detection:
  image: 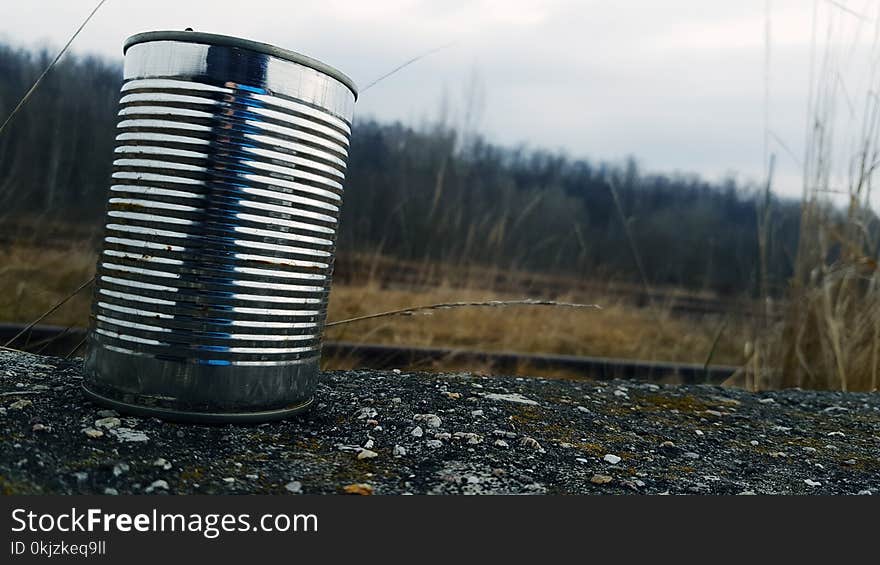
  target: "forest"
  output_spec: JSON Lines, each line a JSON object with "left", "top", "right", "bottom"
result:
{"left": 0, "top": 43, "right": 802, "bottom": 296}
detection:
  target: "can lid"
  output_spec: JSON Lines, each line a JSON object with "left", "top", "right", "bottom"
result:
{"left": 124, "top": 30, "right": 358, "bottom": 99}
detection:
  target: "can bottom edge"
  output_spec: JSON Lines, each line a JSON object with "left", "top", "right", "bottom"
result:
{"left": 81, "top": 383, "right": 314, "bottom": 424}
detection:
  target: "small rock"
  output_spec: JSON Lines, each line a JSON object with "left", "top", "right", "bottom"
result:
{"left": 425, "top": 439, "right": 443, "bottom": 449}
{"left": 493, "top": 430, "right": 517, "bottom": 439}
{"left": 737, "top": 490, "right": 757, "bottom": 495}
{"left": 393, "top": 445, "right": 407, "bottom": 456}
{"left": 152, "top": 458, "right": 172, "bottom": 470}
{"left": 357, "top": 449, "right": 378, "bottom": 460}
{"left": 392, "top": 369, "right": 402, "bottom": 375}
{"left": 72, "top": 472, "right": 88, "bottom": 482}
{"left": 827, "top": 431, "right": 845, "bottom": 437}
{"left": 246, "top": 474, "right": 259, "bottom": 480}
{"left": 391, "top": 397, "right": 402, "bottom": 404}
{"left": 411, "top": 426, "right": 424, "bottom": 438}
{"left": 494, "top": 439, "right": 509, "bottom": 448}
{"left": 758, "top": 397, "right": 775, "bottom": 404}
{"left": 591, "top": 474, "right": 613, "bottom": 484}
{"left": 857, "top": 490, "right": 872, "bottom": 495}
{"left": 355, "top": 407, "right": 377, "bottom": 420}
{"left": 575, "top": 457, "right": 589, "bottom": 464}
{"left": 413, "top": 413, "right": 442, "bottom": 428}
{"left": 559, "top": 442, "right": 574, "bottom": 448}
{"left": 519, "top": 436, "right": 542, "bottom": 451}
{"left": 365, "top": 419, "right": 379, "bottom": 427}
{"left": 804, "top": 479, "right": 822, "bottom": 487}
{"left": 482, "top": 392, "right": 539, "bottom": 405}
{"left": 703, "top": 409, "right": 724, "bottom": 417}
{"left": 471, "top": 409, "right": 484, "bottom": 417}
{"left": 453, "top": 432, "right": 482, "bottom": 444}
{"left": 97, "top": 409, "right": 119, "bottom": 418}
{"left": 285, "top": 481, "right": 303, "bottom": 494}
{"left": 660, "top": 441, "right": 675, "bottom": 448}
{"left": 31, "top": 423, "right": 47, "bottom": 432}
{"left": 222, "top": 477, "right": 235, "bottom": 484}
{"left": 9, "top": 399, "right": 32, "bottom": 410}
{"left": 803, "top": 446, "right": 817, "bottom": 453}
{"left": 83, "top": 427, "right": 104, "bottom": 439}
{"left": 576, "top": 406, "right": 591, "bottom": 414}
{"left": 842, "top": 459, "right": 857, "bottom": 466}
{"left": 145, "top": 480, "right": 168, "bottom": 493}
{"left": 444, "top": 392, "right": 461, "bottom": 399}
{"left": 112, "top": 463, "right": 129, "bottom": 477}
{"left": 683, "top": 452, "right": 700, "bottom": 459}
{"left": 749, "top": 440, "right": 759, "bottom": 446}
{"left": 110, "top": 428, "right": 149, "bottom": 443}
{"left": 695, "top": 429, "right": 704, "bottom": 436}
{"left": 603, "top": 454, "right": 622, "bottom": 465}
{"left": 94, "top": 417, "right": 121, "bottom": 429}
{"left": 363, "top": 439, "right": 374, "bottom": 449}
{"left": 103, "top": 488, "right": 119, "bottom": 496}
{"left": 434, "top": 432, "right": 451, "bottom": 440}
{"left": 343, "top": 483, "right": 373, "bottom": 495}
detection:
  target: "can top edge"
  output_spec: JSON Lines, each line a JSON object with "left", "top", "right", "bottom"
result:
{"left": 123, "top": 30, "right": 358, "bottom": 99}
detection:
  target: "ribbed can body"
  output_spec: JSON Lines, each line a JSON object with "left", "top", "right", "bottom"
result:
{"left": 83, "top": 32, "right": 357, "bottom": 421}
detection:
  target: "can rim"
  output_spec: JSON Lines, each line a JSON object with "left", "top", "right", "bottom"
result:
{"left": 124, "top": 30, "right": 358, "bottom": 100}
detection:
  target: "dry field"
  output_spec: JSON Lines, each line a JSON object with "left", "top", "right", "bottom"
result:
{"left": 0, "top": 242, "right": 748, "bottom": 375}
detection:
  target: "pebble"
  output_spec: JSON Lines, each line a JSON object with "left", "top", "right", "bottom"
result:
{"left": 411, "top": 426, "right": 424, "bottom": 438}
{"left": 804, "top": 479, "right": 822, "bottom": 487}
{"left": 425, "top": 440, "right": 443, "bottom": 449}
{"left": 94, "top": 417, "right": 121, "bottom": 429}
{"left": 113, "top": 463, "right": 129, "bottom": 477}
{"left": 103, "top": 488, "right": 119, "bottom": 496}
{"left": 9, "top": 399, "right": 32, "bottom": 410}
{"left": 110, "top": 428, "right": 149, "bottom": 443}
{"left": 453, "top": 432, "right": 482, "bottom": 444}
{"left": 285, "top": 481, "right": 303, "bottom": 494}
{"left": 357, "top": 449, "right": 378, "bottom": 460}
{"left": 434, "top": 432, "right": 451, "bottom": 440}
{"left": 83, "top": 427, "right": 103, "bottom": 439}
{"left": 519, "top": 436, "right": 542, "bottom": 451}
{"left": 683, "top": 452, "right": 700, "bottom": 459}
{"left": 145, "top": 480, "right": 168, "bottom": 493}
{"left": 827, "top": 431, "right": 845, "bottom": 437}
{"left": 695, "top": 430, "right": 704, "bottom": 436}
{"left": 391, "top": 397, "right": 402, "bottom": 404}
{"left": 96, "top": 409, "right": 118, "bottom": 418}
{"left": 603, "top": 454, "right": 622, "bottom": 465}
{"left": 493, "top": 430, "right": 517, "bottom": 439}
{"left": 31, "top": 423, "right": 46, "bottom": 432}
{"left": 246, "top": 474, "right": 259, "bottom": 480}
{"left": 72, "top": 472, "right": 88, "bottom": 482}
{"left": 343, "top": 483, "right": 373, "bottom": 495}
{"left": 363, "top": 439, "right": 374, "bottom": 449}
{"left": 659, "top": 441, "right": 675, "bottom": 448}
{"left": 591, "top": 474, "right": 613, "bottom": 484}
{"left": 471, "top": 409, "right": 484, "bottom": 417}
{"left": 355, "top": 407, "right": 377, "bottom": 420}
{"left": 153, "top": 458, "right": 172, "bottom": 470}
{"left": 842, "top": 459, "right": 857, "bottom": 466}
{"left": 750, "top": 440, "right": 759, "bottom": 446}
{"left": 494, "top": 438, "right": 510, "bottom": 448}
{"left": 758, "top": 398, "right": 775, "bottom": 404}
{"left": 559, "top": 442, "right": 574, "bottom": 448}
{"left": 575, "top": 457, "right": 589, "bottom": 464}
{"left": 413, "top": 413, "right": 442, "bottom": 428}
{"left": 857, "top": 490, "right": 872, "bottom": 495}
{"left": 481, "top": 392, "right": 539, "bottom": 405}
{"left": 576, "top": 406, "right": 591, "bottom": 413}
{"left": 393, "top": 445, "right": 407, "bottom": 456}
{"left": 222, "top": 477, "right": 235, "bottom": 484}
{"left": 444, "top": 392, "right": 461, "bottom": 399}
{"left": 737, "top": 490, "right": 757, "bottom": 495}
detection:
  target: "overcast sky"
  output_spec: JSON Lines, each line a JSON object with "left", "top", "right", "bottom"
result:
{"left": 2, "top": 1, "right": 877, "bottom": 199}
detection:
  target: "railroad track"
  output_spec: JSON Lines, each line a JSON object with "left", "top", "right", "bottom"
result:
{"left": 0, "top": 324, "right": 737, "bottom": 384}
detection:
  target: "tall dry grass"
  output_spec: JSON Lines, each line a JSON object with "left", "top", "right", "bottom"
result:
{"left": 747, "top": 4, "right": 880, "bottom": 392}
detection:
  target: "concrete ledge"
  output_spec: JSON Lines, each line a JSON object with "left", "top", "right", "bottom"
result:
{"left": 0, "top": 350, "right": 878, "bottom": 495}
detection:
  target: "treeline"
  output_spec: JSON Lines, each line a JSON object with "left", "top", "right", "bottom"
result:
{"left": 0, "top": 43, "right": 801, "bottom": 295}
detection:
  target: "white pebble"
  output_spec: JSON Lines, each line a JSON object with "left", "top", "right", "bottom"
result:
{"left": 603, "top": 454, "right": 622, "bottom": 465}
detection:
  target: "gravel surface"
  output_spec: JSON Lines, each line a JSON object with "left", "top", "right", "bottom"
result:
{"left": 1, "top": 349, "right": 878, "bottom": 495}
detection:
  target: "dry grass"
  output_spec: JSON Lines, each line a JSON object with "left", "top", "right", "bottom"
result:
{"left": 0, "top": 242, "right": 747, "bottom": 371}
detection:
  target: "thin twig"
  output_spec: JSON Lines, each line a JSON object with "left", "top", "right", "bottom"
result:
{"left": 3, "top": 276, "right": 95, "bottom": 348}
{"left": 65, "top": 335, "right": 89, "bottom": 360}
{"left": 360, "top": 42, "right": 456, "bottom": 93}
{"left": 0, "top": 0, "right": 109, "bottom": 137}
{"left": 325, "top": 299, "right": 601, "bottom": 328}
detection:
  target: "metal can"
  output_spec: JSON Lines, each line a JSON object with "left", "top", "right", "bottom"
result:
{"left": 82, "top": 31, "right": 357, "bottom": 422}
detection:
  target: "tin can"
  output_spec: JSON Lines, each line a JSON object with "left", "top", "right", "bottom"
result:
{"left": 82, "top": 31, "right": 357, "bottom": 422}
